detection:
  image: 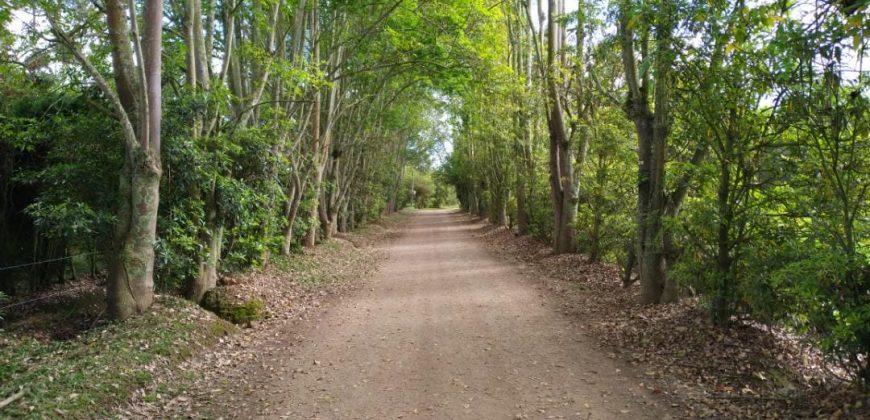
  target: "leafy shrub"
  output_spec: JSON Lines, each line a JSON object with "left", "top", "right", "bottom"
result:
{"left": 768, "top": 250, "right": 870, "bottom": 383}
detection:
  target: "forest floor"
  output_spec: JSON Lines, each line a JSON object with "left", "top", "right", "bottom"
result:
{"left": 123, "top": 209, "right": 679, "bottom": 419}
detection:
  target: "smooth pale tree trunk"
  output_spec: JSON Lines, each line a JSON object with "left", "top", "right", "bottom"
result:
{"left": 276, "top": 0, "right": 309, "bottom": 255}
{"left": 188, "top": 189, "right": 222, "bottom": 302}
{"left": 507, "top": 11, "right": 534, "bottom": 236}
{"left": 303, "top": 7, "right": 323, "bottom": 247}
{"left": 318, "top": 191, "right": 331, "bottom": 238}
{"left": 181, "top": 0, "right": 221, "bottom": 303}
{"left": 545, "top": 0, "right": 576, "bottom": 254}
{"left": 281, "top": 197, "right": 302, "bottom": 255}
{"left": 329, "top": 209, "right": 339, "bottom": 235}
{"left": 338, "top": 199, "right": 349, "bottom": 233}
{"left": 303, "top": 96, "right": 322, "bottom": 246}
{"left": 320, "top": 57, "right": 344, "bottom": 239}
{"left": 306, "top": 12, "right": 344, "bottom": 244}
{"left": 282, "top": 174, "right": 304, "bottom": 255}
{"left": 322, "top": 150, "right": 342, "bottom": 239}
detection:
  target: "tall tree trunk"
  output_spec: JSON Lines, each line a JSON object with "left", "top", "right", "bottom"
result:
{"left": 712, "top": 150, "right": 733, "bottom": 323}
{"left": 108, "top": 157, "right": 160, "bottom": 320}
{"left": 338, "top": 199, "right": 349, "bottom": 233}
{"left": 388, "top": 139, "right": 405, "bottom": 214}
{"left": 106, "top": 0, "right": 163, "bottom": 320}
{"left": 511, "top": 9, "right": 534, "bottom": 236}
{"left": 545, "top": 0, "right": 575, "bottom": 254}
{"left": 189, "top": 185, "right": 222, "bottom": 302}
{"left": 619, "top": 0, "right": 677, "bottom": 304}
{"left": 492, "top": 185, "right": 508, "bottom": 226}
{"left": 182, "top": 0, "right": 224, "bottom": 303}
{"left": 303, "top": 5, "right": 324, "bottom": 247}
{"left": 282, "top": 174, "right": 304, "bottom": 255}
{"left": 323, "top": 153, "right": 339, "bottom": 239}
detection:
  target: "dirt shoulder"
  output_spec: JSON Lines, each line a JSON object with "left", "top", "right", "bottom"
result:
{"left": 118, "top": 215, "right": 406, "bottom": 418}
{"left": 472, "top": 219, "right": 869, "bottom": 418}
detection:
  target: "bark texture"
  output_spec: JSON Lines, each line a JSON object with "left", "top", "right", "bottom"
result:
{"left": 545, "top": 0, "right": 576, "bottom": 254}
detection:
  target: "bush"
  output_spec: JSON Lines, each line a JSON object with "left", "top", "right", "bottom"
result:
{"left": 768, "top": 250, "right": 870, "bottom": 384}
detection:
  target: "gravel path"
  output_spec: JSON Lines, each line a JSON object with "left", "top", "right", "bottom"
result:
{"left": 192, "top": 210, "right": 674, "bottom": 419}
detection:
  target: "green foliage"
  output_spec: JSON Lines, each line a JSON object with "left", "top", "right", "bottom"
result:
{"left": 575, "top": 108, "right": 636, "bottom": 263}
{"left": 2, "top": 0, "right": 868, "bottom": 393}
{"left": 1, "top": 77, "right": 120, "bottom": 292}
{"left": 432, "top": 169, "right": 459, "bottom": 208}
{"left": 443, "top": 0, "right": 870, "bottom": 383}
{"left": 399, "top": 167, "right": 437, "bottom": 208}
{"left": 667, "top": 0, "right": 870, "bottom": 380}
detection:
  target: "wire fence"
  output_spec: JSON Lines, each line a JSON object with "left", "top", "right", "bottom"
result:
{"left": 0, "top": 252, "right": 98, "bottom": 273}
{"left": 0, "top": 290, "right": 80, "bottom": 312}
{"left": 0, "top": 252, "right": 103, "bottom": 312}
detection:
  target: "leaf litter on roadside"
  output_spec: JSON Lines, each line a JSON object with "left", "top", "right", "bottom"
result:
{"left": 473, "top": 220, "right": 869, "bottom": 419}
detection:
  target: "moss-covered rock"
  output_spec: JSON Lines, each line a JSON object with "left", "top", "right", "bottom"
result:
{"left": 201, "top": 287, "right": 266, "bottom": 325}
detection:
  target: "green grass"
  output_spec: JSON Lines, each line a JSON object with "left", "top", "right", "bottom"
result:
{"left": 348, "top": 211, "right": 410, "bottom": 236}
{"left": 0, "top": 296, "right": 236, "bottom": 419}
{"left": 270, "top": 248, "right": 343, "bottom": 287}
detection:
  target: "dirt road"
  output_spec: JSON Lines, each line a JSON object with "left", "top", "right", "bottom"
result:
{"left": 193, "top": 210, "right": 673, "bottom": 419}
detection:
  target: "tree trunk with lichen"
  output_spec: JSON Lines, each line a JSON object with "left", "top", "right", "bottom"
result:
{"left": 102, "top": 0, "right": 164, "bottom": 319}
{"left": 108, "top": 153, "right": 161, "bottom": 319}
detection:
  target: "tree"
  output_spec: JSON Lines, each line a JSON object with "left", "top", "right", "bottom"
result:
{"left": 46, "top": 0, "right": 164, "bottom": 320}
{"left": 617, "top": 0, "right": 710, "bottom": 304}
{"left": 542, "top": 0, "right": 578, "bottom": 253}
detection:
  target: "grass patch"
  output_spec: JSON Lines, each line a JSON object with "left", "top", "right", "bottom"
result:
{"left": 346, "top": 210, "right": 410, "bottom": 236}
{"left": 0, "top": 296, "right": 236, "bottom": 419}
{"left": 269, "top": 236, "right": 378, "bottom": 288}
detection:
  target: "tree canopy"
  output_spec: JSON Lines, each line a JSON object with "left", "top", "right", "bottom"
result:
{"left": 1, "top": 0, "right": 868, "bottom": 384}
